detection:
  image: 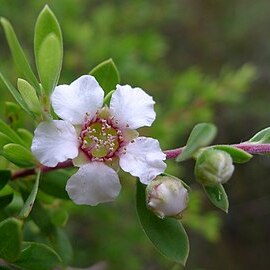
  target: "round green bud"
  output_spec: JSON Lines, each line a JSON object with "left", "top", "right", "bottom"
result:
{"left": 146, "top": 176, "right": 189, "bottom": 219}
{"left": 195, "top": 148, "right": 234, "bottom": 186}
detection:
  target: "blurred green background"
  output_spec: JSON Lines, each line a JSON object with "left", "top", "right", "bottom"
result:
{"left": 1, "top": 0, "right": 270, "bottom": 269}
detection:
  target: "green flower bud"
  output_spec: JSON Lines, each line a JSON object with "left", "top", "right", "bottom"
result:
{"left": 146, "top": 176, "right": 189, "bottom": 219}
{"left": 195, "top": 148, "right": 234, "bottom": 186}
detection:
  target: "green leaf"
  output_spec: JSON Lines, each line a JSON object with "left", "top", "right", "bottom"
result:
{"left": 50, "top": 208, "right": 68, "bottom": 227}
{"left": 0, "top": 194, "right": 14, "bottom": 210}
{"left": 17, "top": 129, "right": 33, "bottom": 148}
{"left": 34, "top": 5, "right": 62, "bottom": 95}
{"left": 0, "top": 132, "right": 12, "bottom": 148}
{"left": 203, "top": 184, "right": 229, "bottom": 213}
{"left": 0, "top": 72, "right": 33, "bottom": 116}
{"left": 5, "top": 102, "right": 23, "bottom": 130}
{"left": 136, "top": 182, "right": 189, "bottom": 265}
{"left": 39, "top": 169, "right": 74, "bottom": 200}
{"left": 90, "top": 58, "right": 120, "bottom": 95}
{"left": 249, "top": 127, "right": 270, "bottom": 143}
{"left": 0, "top": 119, "right": 25, "bottom": 146}
{"left": 30, "top": 201, "right": 55, "bottom": 235}
{"left": 1, "top": 143, "right": 35, "bottom": 168}
{"left": 14, "top": 242, "right": 61, "bottom": 270}
{"left": 19, "top": 170, "right": 40, "bottom": 219}
{"left": 17, "top": 79, "right": 41, "bottom": 114}
{"left": 0, "top": 170, "right": 11, "bottom": 190}
{"left": 0, "top": 18, "right": 39, "bottom": 90}
{"left": 212, "top": 145, "right": 252, "bottom": 163}
{"left": 0, "top": 218, "right": 22, "bottom": 262}
{"left": 51, "top": 228, "right": 73, "bottom": 265}
{"left": 36, "top": 33, "right": 62, "bottom": 95}
{"left": 176, "top": 123, "right": 217, "bottom": 162}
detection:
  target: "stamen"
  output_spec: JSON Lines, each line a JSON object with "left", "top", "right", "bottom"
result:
{"left": 80, "top": 117, "right": 123, "bottom": 160}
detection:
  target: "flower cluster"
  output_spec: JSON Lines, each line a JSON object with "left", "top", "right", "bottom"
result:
{"left": 31, "top": 75, "right": 167, "bottom": 205}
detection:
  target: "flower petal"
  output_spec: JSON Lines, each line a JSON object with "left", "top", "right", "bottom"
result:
{"left": 119, "top": 137, "right": 166, "bottom": 184}
{"left": 31, "top": 120, "right": 79, "bottom": 167}
{"left": 51, "top": 75, "right": 104, "bottom": 124}
{"left": 110, "top": 85, "right": 156, "bottom": 129}
{"left": 66, "top": 162, "right": 121, "bottom": 205}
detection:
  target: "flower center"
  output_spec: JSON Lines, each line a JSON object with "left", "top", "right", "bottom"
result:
{"left": 80, "top": 118, "right": 123, "bottom": 161}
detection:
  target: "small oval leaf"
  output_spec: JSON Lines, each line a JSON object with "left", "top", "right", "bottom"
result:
{"left": 34, "top": 5, "right": 62, "bottom": 55}
{"left": 14, "top": 242, "right": 61, "bottom": 270}
{"left": 17, "top": 129, "right": 33, "bottom": 148}
{"left": 17, "top": 79, "right": 41, "bottom": 114}
{"left": 249, "top": 127, "right": 270, "bottom": 143}
{"left": 34, "top": 5, "right": 62, "bottom": 95}
{"left": 1, "top": 143, "right": 35, "bottom": 168}
{"left": 36, "top": 33, "right": 62, "bottom": 95}
{"left": 177, "top": 123, "right": 217, "bottom": 162}
{"left": 0, "top": 132, "right": 12, "bottom": 149}
{"left": 50, "top": 228, "right": 73, "bottom": 265}
{"left": 0, "top": 218, "right": 22, "bottom": 262}
{"left": 0, "top": 72, "right": 33, "bottom": 116}
{"left": 203, "top": 184, "right": 229, "bottom": 213}
{"left": 0, "top": 118, "right": 27, "bottom": 147}
{"left": 136, "top": 181, "right": 189, "bottom": 265}
{"left": 212, "top": 145, "right": 252, "bottom": 163}
{"left": 90, "top": 59, "right": 120, "bottom": 95}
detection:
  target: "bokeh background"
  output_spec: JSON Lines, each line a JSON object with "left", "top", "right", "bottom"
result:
{"left": 1, "top": 0, "right": 270, "bottom": 269}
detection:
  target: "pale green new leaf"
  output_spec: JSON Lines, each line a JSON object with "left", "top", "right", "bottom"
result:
{"left": 0, "top": 18, "right": 39, "bottom": 90}
{"left": 17, "top": 128, "right": 33, "bottom": 148}
{"left": 17, "top": 79, "right": 41, "bottom": 114}
{"left": 1, "top": 143, "right": 35, "bottom": 168}
{"left": 249, "top": 127, "right": 270, "bottom": 143}
{"left": 0, "top": 72, "right": 33, "bottom": 116}
{"left": 34, "top": 5, "right": 62, "bottom": 55}
{"left": 177, "top": 123, "right": 217, "bottom": 162}
{"left": 34, "top": 5, "right": 62, "bottom": 95}
{"left": 36, "top": 33, "right": 62, "bottom": 95}
{"left": 0, "top": 132, "right": 12, "bottom": 148}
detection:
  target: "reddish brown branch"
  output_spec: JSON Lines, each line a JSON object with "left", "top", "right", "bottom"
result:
{"left": 11, "top": 143, "right": 270, "bottom": 180}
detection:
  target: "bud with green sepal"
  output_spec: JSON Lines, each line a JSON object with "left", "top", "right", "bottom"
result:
{"left": 195, "top": 148, "right": 234, "bottom": 186}
{"left": 146, "top": 176, "right": 189, "bottom": 219}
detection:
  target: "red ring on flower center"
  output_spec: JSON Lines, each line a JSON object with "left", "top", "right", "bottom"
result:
{"left": 79, "top": 116, "right": 124, "bottom": 162}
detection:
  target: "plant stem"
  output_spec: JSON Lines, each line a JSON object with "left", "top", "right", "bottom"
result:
{"left": 164, "top": 142, "right": 270, "bottom": 159}
{"left": 11, "top": 160, "right": 73, "bottom": 180}
{"left": 11, "top": 143, "right": 270, "bottom": 180}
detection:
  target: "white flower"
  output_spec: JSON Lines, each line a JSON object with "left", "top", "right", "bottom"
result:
{"left": 146, "top": 176, "right": 189, "bottom": 219}
{"left": 31, "top": 75, "right": 166, "bottom": 206}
